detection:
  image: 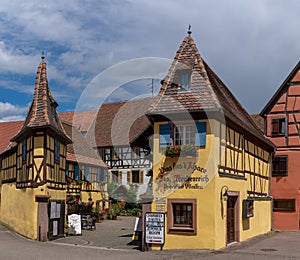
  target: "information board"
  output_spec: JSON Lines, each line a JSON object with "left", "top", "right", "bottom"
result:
{"left": 145, "top": 212, "right": 165, "bottom": 245}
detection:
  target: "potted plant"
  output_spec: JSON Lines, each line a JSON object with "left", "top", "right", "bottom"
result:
{"left": 165, "top": 145, "right": 181, "bottom": 157}
{"left": 109, "top": 204, "right": 121, "bottom": 220}
{"left": 181, "top": 144, "right": 198, "bottom": 156}
{"left": 165, "top": 145, "right": 198, "bottom": 157}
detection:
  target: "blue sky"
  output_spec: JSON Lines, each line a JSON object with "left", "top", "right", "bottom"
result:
{"left": 1, "top": 0, "right": 300, "bottom": 121}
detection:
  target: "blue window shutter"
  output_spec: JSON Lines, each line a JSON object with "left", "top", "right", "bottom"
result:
{"left": 54, "top": 140, "right": 60, "bottom": 162}
{"left": 66, "top": 163, "right": 69, "bottom": 176}
{"left": 97, "top": 168, "right": 100, "bottom": 182}
{"left": 22, "top": 139, "right": 27, "bottom": 162}
{"left": 74, "top": 165, "right": 79, "bottom": 180}
{"left": 195, "top": 122, "right": 206, "bottom": 146}
{"left": 159, "top": 124, "right": 171, "bottom": 148}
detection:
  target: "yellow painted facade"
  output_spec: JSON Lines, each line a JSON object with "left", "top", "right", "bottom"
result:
{"left": 0, "top": 128, "right": 108, "bottom": 239}
{"left": 0, "top": 131, "right": 68, "bottom": 239}
{"left": 151, "top": 119, "right": 272, "bottom": 250}
{"left": 0, "top": 183, "right": 65, "bottom": 240}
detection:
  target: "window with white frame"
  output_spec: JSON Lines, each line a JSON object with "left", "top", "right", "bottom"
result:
{"left": 159, "top": 121, "right": 206, "bottom": 148}
{"left": 174, "top": 125, "right": 196, "bottom": 145}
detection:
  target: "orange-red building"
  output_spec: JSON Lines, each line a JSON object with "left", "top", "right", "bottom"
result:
{"left": 260, "top": 62, "right": 300, "bottom": 230}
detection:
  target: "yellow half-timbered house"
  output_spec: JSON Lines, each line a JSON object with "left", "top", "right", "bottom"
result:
{"left": 0, "top": 57, "right": 108, "bottom": 241}
{"left": 146, "top": 31, "right": 274, "bottom": 250}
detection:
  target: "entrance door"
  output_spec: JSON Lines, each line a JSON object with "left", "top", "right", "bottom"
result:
{"left": 227, "top": 196, "right": 238, "bottom": 244}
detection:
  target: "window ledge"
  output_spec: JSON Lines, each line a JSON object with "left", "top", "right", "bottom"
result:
{"left": 168, "top": 228, "right": 196, "bottom": 235}
{"left": 218, "top": 172, "right": 246, "bottom": 180}
{"left": 271, "top": 134, "right": 285, "bottom": 137}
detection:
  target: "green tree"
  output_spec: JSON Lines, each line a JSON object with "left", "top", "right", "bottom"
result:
{"left": 107, "top": 182, "right": 118, "bottom": 202}
{"left": 126, "top": 184, "right": 137, "bottom": 204}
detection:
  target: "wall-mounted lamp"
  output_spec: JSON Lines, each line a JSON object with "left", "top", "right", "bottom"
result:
{"left": 220, "top": 185, "right": 229, "bottom": 201}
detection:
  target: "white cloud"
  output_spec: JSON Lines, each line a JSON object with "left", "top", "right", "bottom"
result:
{"left": 0, "top": 101, "right": 27, "bottom": 121}
{"left": 0, "top": 42, "right": 39, "bottom": 74}
{"left": 0, "top": 79, "right": 33, "bottom": 94}
{"left": 0, "top": 0, "right": 300, "bottom": 113}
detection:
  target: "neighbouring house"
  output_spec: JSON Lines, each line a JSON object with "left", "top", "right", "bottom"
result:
{"left": 60, "top": 97, "right": 157, "bottom": 203}
{"left": 85, "top": 97, "right": 157, "bottom": 202}
{"left": 145, "top": 31, "right": 274, "bottom": 250}
{"left": 260, "top": 61, "right": 300, "bottom": 230}
{"left": 0, "top": 58, "right": 108, "bottom": 241}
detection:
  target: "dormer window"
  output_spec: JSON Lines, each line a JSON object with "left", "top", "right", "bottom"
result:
{"left": 175, "top": 69, "right": 191, "bottom": 91}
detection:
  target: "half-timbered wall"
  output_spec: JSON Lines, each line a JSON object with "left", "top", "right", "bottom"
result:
{"left": 46, "top": 135, "right": 66, "bottom": 189}
{"left": 66, "top": 162, "right": 107, "bottom": 194}
{"left": 1, "top": 152, "right": 16, "bottom": 183}
{"left": 16, "top": 136, "right": 33, "bottom": 188}
{"left": 219, "top": 127, "right": 244, "bottom": 178}
{"left": 15, "top": 133, "right": 67, "bottom": 189}
{"left": 265, "top": 83, "right": 300, "bottom": 147}
{"left": 98, "top": 146, "right": 151, "bottom": 168}
{"left": 219, "top": 126, "right": 270, "bottom": 197}
{"left": 244, "top": 140, "right": 270, "bottom": 197}
{"left": 264, "top": 73, "right": 300, "bottom": 230}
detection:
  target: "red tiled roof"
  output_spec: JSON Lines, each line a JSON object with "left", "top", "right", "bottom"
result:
{"left": 62, "top": 121, "right": 107, "bottom": 167}
{"left": 148, "top": 36, "right": 219, "bottom": 113}
{"left": 12, "top": 60, "right": 71, "bottom": 144}
{"left": 251, "top": 114, "right": 264, "bottom": 131}
{"left": 0, "top": 121, "right": 23, "bottom": 153}
{"left": 59, "top": 110, "right": 97, "bottom": 133}
{"left": 148, "top": 35, "right": 273, "bottom": 149}
{"left": 86, "top": 97, "right": 157, "bottom": 147}
{"left": 0, "top": 119, "right": 106, "bottom": 168}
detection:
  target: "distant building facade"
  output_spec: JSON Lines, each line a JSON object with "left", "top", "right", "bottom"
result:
{"left": 85, "top": 98, "right": 156, "bottom": 202}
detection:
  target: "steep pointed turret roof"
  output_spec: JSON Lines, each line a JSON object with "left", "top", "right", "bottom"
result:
{"left": 12, "top": 59, "right": 71, "bottom": 144}
{"left": 148, "top": 34, "right": 274, "bottom": 149}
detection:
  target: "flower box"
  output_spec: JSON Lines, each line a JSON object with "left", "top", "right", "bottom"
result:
{"left": 165, "top": 145, "right": 198, "bottom": 157}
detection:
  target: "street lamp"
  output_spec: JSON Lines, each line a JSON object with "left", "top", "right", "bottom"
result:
{"left": 220, "top": 185, "right": 229, "bottom": 201}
